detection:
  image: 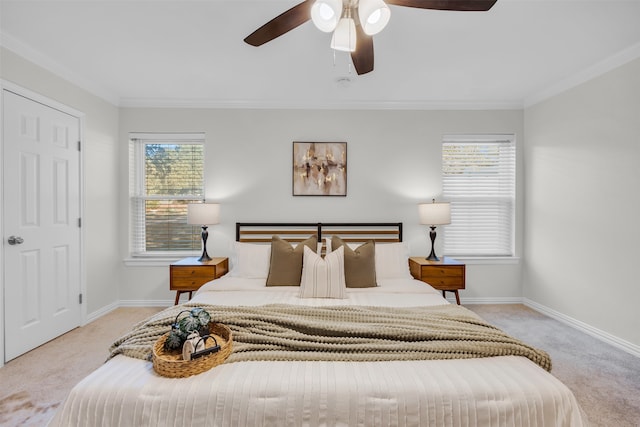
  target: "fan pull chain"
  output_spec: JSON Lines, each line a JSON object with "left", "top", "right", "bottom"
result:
{"left": 332, "top": 50, "right": 352, "bottom": 75}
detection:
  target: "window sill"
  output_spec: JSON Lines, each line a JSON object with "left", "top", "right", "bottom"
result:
{"left": 447, "top": 256, "right": 520, "bottom": 265}
{"left": 124, "top": 254, "right": 198, "bottom": 267}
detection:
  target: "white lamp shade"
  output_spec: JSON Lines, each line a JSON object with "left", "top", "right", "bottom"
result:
{"left": 311, "top": 0, "right": 343, "bottom": 33}
{"left": 358, "top": 0, "right": 390, "bottom": 35}
{"left": 330, "top": 17, "right": 356, "bottom": 52}
{"left": 187, "top": 203, "right": 220, "bottom": 225}
{"left": 419, "top": 202, "right": 451, "bottom": 226}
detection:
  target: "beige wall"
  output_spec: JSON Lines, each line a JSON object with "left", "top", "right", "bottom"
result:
{"left": 1, "top": 47, "right": 121, "bottom": 316}
{"left": 524, "top": 57, "right": 640, "bottom": 347}
{"left": 119, "top": 108, "right": 525, "bottom": 303}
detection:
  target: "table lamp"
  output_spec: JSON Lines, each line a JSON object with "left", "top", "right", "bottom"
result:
{"left": 187, "top": 203, "right": 220, "bottom": 262}
{"left": 418, "top": 199, "right": 451, "bottom": 261}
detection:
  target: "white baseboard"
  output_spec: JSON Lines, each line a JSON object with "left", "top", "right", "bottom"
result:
{"left": 523, "top": 298, "right": 640, "bottom": 358}
{"left": 458, "top": 296, "right": 524, "bottom": 305}
{"left": 85, "top": 301, "right": 119, "bottom": 325}
{"left": 84, "top": 300, "right": 172, "bottom": 324}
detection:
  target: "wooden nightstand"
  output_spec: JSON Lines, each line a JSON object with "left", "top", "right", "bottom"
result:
{"left": 409, "top": 257, "right": 466, "bottom": 305}
{"left": 170, "top": 257, "right": 229, "bottom": 305}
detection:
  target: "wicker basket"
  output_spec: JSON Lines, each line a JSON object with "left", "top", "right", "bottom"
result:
{"left": 152, "top": 322, "right": 233, "bottom": 378}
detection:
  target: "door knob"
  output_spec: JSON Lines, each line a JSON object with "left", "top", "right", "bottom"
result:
{"left": 8, "top": 236, "right": 24, "bottom": 245}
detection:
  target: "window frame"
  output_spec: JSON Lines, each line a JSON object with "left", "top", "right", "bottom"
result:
{"left": 129, "top": 133, "right": 206, "bottom": 258}
{"left": 441, "top": 134, "right": 516, "bottom": 259}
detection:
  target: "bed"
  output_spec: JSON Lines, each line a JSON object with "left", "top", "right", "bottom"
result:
{"left": 50, "top": 222, "right": 587, "bottom": 426}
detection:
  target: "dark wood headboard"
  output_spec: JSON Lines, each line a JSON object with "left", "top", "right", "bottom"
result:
{"left": 236, "top": 222, "right": 402, "bottom": 245}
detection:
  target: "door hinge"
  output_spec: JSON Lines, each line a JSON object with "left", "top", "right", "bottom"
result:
{"left": 77, "top": 140, "right": 81, "bottom": 151}
{"left": 79, "top": 293, "right": 83, "bottom": 304}
{"left": 78, "top": 217, "right": 82, "bottom": 228}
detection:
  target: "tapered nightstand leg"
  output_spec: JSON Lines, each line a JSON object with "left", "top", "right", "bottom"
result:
{"left": 174, "top": 292, "right": 181, "bottom": 305}
{"left": 442, "top": 290, "right": 461, "bottom": 305}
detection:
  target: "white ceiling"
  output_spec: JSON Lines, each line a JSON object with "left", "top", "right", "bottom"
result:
{"left": 1, "top": 0, "right": 640, "bottom": 109}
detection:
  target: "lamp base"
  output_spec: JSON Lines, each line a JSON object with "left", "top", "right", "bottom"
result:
{"left": 198, "top": 225, "right": 212, "bottom": 262}
{"left": 426, "top": 253, "right": 440, "bottom": 262}
{"left": 426, "top": 226, "right": 440, "bottom": 262}
{"left": 197, "top": 253, "right": 212, "bottom": 262}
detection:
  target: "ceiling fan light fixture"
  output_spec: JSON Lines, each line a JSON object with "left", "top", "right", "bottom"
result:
{"left": 330, "top": 17, "right": 356, "bottom": 52}
{"left": 358, "top": 0, "right": 390, "bottom": 35}
{"left": 244, "top": 0, "right": 497, "bottom": 74}
{"left": 311, "top": 0, "right": 343, "bottom": 32}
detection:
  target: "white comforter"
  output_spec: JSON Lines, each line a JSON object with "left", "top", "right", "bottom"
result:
{"left": 51, "top": 277, "right": 587, "bottom": 426}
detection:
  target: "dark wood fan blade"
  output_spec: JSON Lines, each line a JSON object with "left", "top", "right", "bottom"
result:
{"left": 244, "top": 0, "right": 314, "bottom": 46}
{"left": 351, "top": 21, "right": 374, "bottom": 75}
{"left": 385, "top": 0, "right": 497, "bottom": 11}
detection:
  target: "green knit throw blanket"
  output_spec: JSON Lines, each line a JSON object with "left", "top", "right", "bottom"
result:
{"left": 109, "top": 303, "right": 551, "bottom": 371}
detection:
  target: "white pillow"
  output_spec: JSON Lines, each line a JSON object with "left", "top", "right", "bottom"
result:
{"left": 300, "top": 246, "right": 346, "bottom": 299}
{"left": 375, "top": 242, "right": 412, "bottom": 279}
{"left": 229, "top": 242, "right": 271, "bottom": 278}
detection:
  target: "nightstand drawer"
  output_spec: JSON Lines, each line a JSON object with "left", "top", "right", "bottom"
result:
{"left": 170, "top": 268, "right": 215, "bottom": 290}
{"left": 421, "top": 266, "right": 464, "bottom": 278}
{"left": 421, "top": 274, "right": 464, "bottom": 289}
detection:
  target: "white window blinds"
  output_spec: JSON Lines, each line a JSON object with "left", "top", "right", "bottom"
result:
{"left": 442, "top": 135, "right": 515, "bottom": 257}
{"left": 130, "top": 133, "right": 205, "bottom": 255}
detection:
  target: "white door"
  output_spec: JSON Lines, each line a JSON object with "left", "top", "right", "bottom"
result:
{"left": 3, "top": 89, "right": 82, "bottom": 361}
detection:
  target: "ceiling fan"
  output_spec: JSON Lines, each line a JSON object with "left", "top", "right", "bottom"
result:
{"left": 244, "top": 0, "right": 498, "bottom": 75}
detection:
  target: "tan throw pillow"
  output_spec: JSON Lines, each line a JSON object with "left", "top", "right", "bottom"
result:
{"left": 266, "top": 235, "right": 318, "bottom": 286}
{"left": 331, "top": 236, "right": 377, "bottom": 288}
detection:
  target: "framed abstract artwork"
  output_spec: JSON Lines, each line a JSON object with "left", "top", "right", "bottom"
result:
{"left": 292, "top": 142, "right": 347, "bottom": 196}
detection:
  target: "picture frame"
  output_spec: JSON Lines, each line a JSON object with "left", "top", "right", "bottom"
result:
{"left": 292, "top": 142, "right": 347, "bottom": 196}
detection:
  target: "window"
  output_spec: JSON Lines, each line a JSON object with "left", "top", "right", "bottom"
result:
{"left": 130, "top": 133, "right": 205, "bottom": 255}
{"left": 442, "top": 135, "right": 515, "bottom": 257}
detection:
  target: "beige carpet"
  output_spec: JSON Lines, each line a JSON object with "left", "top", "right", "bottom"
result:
{"left": 467, "top": 304, "right": 640, "bottom": 427}
{"left": 0, "top": 307, "right": 162, "bottom": 427}
{"left": 1, "top": 304, "right": 639, "bottom": 426}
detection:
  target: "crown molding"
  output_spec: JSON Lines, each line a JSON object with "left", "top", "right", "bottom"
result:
{"left": 0, "top": 31, "right": 120, "bottom": 106}
{"left": 118, "top": 97, "right": 524, "bottom": 111}
{"left": 524, "top": 41, "right": 640, "bottom": 108}
{"left": 6, "top": 28, "right": 638, "bottom": 112}
{"left": 1, "top": 30, "right": 524, "bottom": 111}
